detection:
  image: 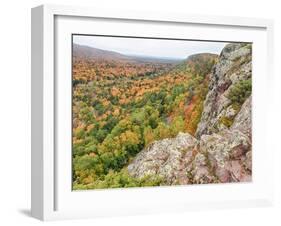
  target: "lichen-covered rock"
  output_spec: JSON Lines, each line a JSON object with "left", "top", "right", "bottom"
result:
{"left": 244, "top": 151, "right": 252, "bottom": 171}
{"left": 198, "top": 129, "right": 251, "bottom": 182}
{"left": 200, "top": 130, "right": 250, "bottom": 165}
{"left": 190, "top": 153, "right": 216, "bottom": 184}
{"left": 195, "top": 43, "right": 252, "bottom": 137}
{"left": 128, "top": 129, "right": 251, "bottom": 184}
{"left": 231, "top": 96, "right": 252, "bottom": 139}
{"left": 127, "top": 132, "right": 198, "bottom": 185}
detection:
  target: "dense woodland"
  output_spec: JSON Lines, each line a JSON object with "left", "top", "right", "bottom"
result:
{"left": 72, "top": 44, "right": 218, "bottom": 189}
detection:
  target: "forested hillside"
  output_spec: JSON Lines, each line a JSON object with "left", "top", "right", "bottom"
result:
{"left": 72, "top": 44, "right": 218, "bottom": 189}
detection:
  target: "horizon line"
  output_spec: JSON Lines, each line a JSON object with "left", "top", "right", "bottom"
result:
{"left": 73, "top": 42, "right": 220, "bottom": 61}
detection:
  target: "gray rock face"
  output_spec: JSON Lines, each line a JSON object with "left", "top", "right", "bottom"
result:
{"left": 127, "top": 43, "right": 252, "bottom": 185}
{"left": 231, "top": 96, "right": 252, "bottom": 139}
{"left": 195, "top": 43, "right": 252, "bottom": 137}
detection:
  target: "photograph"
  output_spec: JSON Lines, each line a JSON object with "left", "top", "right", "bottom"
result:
{"left": 72, "top": 35, "right": 252, "bottom": 190}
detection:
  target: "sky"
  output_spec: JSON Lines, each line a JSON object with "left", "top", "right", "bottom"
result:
{"left": 73, "top": 35, "right": 229, "bottom": 59}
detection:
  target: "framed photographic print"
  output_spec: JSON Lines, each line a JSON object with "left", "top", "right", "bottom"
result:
{"left": 31, "top": 4, "right": 274, "bottom": 221}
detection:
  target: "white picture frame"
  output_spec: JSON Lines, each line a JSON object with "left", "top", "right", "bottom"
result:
{"left": 31, "top": 4, "right": 274, "bottom": 221}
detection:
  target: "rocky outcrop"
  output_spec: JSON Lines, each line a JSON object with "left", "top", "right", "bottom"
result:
{"left": 127, "top": 43, "right": 252, "bottom": 185}
{"left": 195, "top": 43, "right": 252, "bottom": 137}
{"left": 128, "top": 128, "right": 251, "bottom": 184}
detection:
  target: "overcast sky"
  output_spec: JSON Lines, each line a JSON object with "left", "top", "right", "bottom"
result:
{"left": 73, "top": 35, "right": 228, "bottom": 59}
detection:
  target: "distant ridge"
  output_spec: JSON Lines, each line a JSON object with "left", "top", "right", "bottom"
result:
{"left": 73, "top": 43, "right": 181, "bottom": 64}
{"left": 185, "top": 53, "right": 218, "bottom": 69}
{"left": 73, "top": 43, "right": 132, "bottom": 62}
{"left": 185, "top": 53, "right": 218, "bottom": 61}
